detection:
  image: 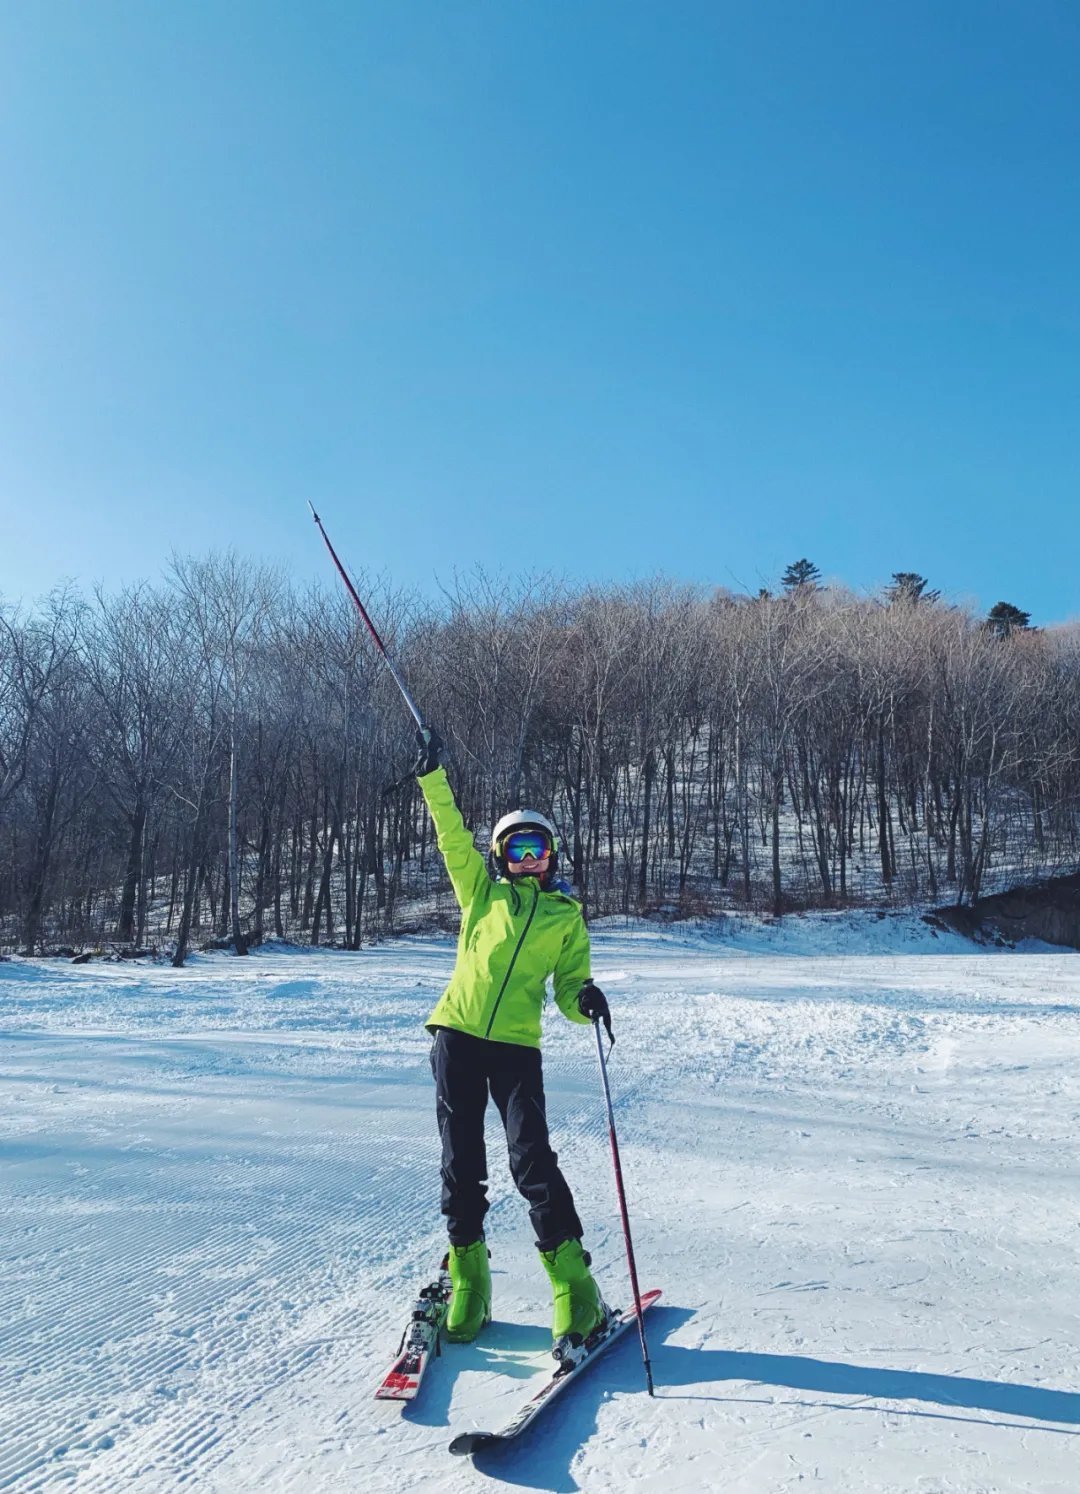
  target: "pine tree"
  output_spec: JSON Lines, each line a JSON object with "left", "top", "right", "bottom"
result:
{"left": 886, "top": 572, "right": 940, "bottom": 605}
{"left": 781, "top": 558, "right": 821, "bottom": 592}
{"left": 985, "top": 601, "right": 1032, "bottom": 638}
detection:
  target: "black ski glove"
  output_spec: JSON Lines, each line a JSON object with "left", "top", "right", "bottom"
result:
{"left": 577, "top": 981, "right": 610, "bottom": 1027}
{"left": 413, "top": 725, "right": 443, "bottom": 778}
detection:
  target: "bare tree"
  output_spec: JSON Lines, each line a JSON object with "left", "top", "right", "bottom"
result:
{"left": 0, "top": 590, "right": 80, "bottom": 817}
{"left": 83, "top": 585, "right": 188, "bottom": 944}
{"left": 166, "top": 554, "right": 279, "bottom": 963}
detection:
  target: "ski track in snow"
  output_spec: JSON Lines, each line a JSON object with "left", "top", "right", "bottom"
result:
{"left": 1, "top": 916, "right": 1079, "bottom": 1492}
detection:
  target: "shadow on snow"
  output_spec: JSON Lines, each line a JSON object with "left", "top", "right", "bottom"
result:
{"left": 458, "top": 1307, "right": 1080, "bottom": 1492}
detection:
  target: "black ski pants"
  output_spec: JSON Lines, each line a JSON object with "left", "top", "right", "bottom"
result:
{"left": 430, "top": 1026, "right": 584, "bottom": 1253}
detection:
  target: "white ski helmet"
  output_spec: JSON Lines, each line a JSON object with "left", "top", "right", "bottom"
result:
{"left": 490, "top": 807, "right": 559, "bottom": 880}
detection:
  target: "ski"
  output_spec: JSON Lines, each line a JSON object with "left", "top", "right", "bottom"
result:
{"left": 448, "top": 1288, "right": 662, "bottom": 1454}
{"left": 374, "top": 1264, "right": 453, "bottom": 1401}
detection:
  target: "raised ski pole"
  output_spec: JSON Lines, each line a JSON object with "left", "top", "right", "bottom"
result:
{"left": 592, "top": 1015, "right": 655, "bottom": 1396}
{"left": 307, "top": 501, "right": 425, "bottom": 730}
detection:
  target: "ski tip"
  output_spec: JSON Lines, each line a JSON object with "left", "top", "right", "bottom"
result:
{"left": 615, "top": 1287, "right": 662, "bottom": 1321}
{"left": 449, "top": 1431, "right": 498, "bottom": 1457}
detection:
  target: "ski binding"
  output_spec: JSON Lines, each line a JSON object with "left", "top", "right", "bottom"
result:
{"left": 375, "top": 1265, "right": 452, "bottom": 1401}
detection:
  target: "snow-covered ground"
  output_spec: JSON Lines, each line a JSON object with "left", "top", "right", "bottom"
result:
{"left": 2, "top": 914, "right": 1078, "bottom": 1493}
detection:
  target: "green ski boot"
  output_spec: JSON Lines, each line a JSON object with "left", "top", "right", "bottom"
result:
{"left": 539, "top": 1238, "right": 605, "bottom": 1341}
{"left": 445, "top": 1238, "right": 491, "bottom": 1342}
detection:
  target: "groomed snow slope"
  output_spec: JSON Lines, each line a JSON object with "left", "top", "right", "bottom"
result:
{"left": 1, "top": 914, "right": 1078, "bottom": 1492}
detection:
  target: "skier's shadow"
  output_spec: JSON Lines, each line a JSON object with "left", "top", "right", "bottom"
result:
{"left": 402, "top": 1318, "right": 551, "bottom": 1430}
{"left": 463, "top": 1307, "right": 1080, "bottom": 1493}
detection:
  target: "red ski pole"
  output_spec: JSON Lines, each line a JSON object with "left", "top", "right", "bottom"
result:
{"left": 307, "top": 501, "right": 426, "bottom": 730}
{"left": 592, "top": 1017, "right": 655, "bottom": 1395}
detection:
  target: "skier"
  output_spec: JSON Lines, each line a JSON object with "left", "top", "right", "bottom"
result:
{"left": 413, "top": 726, "right": 612, "bottom": 1347}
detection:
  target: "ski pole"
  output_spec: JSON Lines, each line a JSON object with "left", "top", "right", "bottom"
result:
{"left": 592, "top": 1017, "right": 655, "bottom": 1396}
{"left": 307, "top": 501, "right": 425, "bottom": 730}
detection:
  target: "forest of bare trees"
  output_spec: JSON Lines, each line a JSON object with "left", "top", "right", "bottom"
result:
{"left": 2, "top": 558, "right": 1077, "bottom": 960}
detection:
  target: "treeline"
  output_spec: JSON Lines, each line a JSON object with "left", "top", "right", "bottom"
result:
{"left": 1, "top": 557, "right": 1077, "bottom": 960}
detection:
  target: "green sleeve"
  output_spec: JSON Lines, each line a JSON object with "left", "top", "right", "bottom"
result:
{"left": 553, "top": 908, "right": 592, "bottom": 1024}
{"left": 418, "top": 766, "right": 489, "bottom": 910}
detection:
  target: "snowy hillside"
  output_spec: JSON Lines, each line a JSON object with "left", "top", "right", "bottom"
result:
{"left": 2, "top": 914, "right": 1078, "bottom": 1492}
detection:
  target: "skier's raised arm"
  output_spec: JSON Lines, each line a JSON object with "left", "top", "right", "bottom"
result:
{"left": 414, "top": 728, "right": 489, "bottom": 911}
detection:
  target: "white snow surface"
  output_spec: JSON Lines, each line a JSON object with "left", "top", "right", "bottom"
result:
{"left": 1, "top": 912, "right": 1078, "bottom": 1493}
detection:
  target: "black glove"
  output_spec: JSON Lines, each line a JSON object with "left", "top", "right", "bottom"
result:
{"left": 413, "top": 725, "right": 443, "bottom": 778}
{"left": 577, "top": 981, "right": 610, "bottom": 1027}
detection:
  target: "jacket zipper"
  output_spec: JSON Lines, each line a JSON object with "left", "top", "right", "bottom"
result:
{"left": 484, "top": 882, "right": 540, "bottom": 1039}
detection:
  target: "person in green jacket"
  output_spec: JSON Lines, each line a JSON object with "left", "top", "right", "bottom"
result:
{"left": 414, "top": 726, "right": 612, "bottom": 1346}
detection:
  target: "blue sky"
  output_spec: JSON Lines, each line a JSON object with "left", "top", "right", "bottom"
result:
{"left": 1, "top": 1, "right": 1077, "bottom": 622}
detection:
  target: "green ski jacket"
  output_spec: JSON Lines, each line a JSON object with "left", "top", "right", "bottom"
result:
{"left": 419, "top": 767, "right": 592, "bottom": 1048}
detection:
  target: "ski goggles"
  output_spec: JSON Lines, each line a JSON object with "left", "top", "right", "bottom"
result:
{"left": 501, "top": 829, "right": 553, "bottom": 863}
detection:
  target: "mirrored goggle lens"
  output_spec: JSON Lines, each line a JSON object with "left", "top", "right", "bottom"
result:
{"left": 503, "top": 831, "right": 551, "bottom": 862}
